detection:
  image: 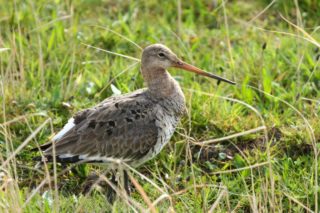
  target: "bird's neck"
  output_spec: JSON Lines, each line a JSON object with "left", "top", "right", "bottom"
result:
{"left": 141, "top": 67, "right": 183, "bottom": 99}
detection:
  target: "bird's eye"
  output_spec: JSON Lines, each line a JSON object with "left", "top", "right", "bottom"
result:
{"left": 158, "top": 52, "right": 165, "bottom": 58}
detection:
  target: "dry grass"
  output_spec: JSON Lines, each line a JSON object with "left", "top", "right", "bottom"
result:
{"left": 1, "top": 0, "right": 319, "bottom": 212}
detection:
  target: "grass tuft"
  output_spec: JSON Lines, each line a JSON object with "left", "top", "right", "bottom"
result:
{"left": 1, "top": 0, "right": 319, "bottom": 211}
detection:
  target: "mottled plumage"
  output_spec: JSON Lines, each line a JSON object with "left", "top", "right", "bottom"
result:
{"left": 35, "top": 44, "right": 235, "bottom": 168}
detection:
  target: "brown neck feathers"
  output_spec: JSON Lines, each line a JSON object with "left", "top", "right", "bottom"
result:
{"left": 141, "top": 67, "right": 178, "bottom": 98}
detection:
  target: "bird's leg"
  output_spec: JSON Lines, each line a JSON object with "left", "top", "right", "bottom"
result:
{"left": 106, "top": 171, "right": 117, "bottom": 204}
{"left": 81, "top": 172, "right": 101, "bottom": 195}
{"left": 117, "top": 165, "right": 131, "bottom": 196}
{"left": 82, "top": 170, "right": 118, "bottom": 204}
{"left": 105, "top": 169, "right": 131, "bottom": 203}
{"left": 123, "top": 170, "right": 130, "bottom": 195}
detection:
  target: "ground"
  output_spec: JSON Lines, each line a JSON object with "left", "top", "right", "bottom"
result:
{"left": 0, "top": 0, "right": 319, "bottom": 212}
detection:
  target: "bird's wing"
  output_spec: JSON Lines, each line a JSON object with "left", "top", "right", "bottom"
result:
{"left": 41, "top": 90, "right": 160, "bottom": 164}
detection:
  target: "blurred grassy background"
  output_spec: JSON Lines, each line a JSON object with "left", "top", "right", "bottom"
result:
{"left": 0, "top": 0, "right": 319, "bottom": 212}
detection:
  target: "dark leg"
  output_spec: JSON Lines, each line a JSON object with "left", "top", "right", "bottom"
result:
{"left": 81, "top": 172, "right": 100, "bottom": 195}
{"left": 82, "top": 171, "right": 118, "bottom": 204}
{"left": 123, "top": 170, "right": 130, "bottom": 195}
{"left": 106, "top": 171, "right": 117, "bottom": 204}
{"left": 107, "top": 170, "right": 130, "bottom": 203}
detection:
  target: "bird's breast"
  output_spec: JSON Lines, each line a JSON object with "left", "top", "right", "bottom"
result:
{"left": 132, "top": 111, "right": 180, "bottom": 167}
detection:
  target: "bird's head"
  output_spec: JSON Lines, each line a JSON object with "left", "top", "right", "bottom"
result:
{"left": 141, "top": 44, "right": 235, "bottom": 85}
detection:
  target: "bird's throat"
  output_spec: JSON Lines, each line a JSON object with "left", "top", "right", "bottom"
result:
{"left": 142, "top": 68, "right": 181, "bottom": 98}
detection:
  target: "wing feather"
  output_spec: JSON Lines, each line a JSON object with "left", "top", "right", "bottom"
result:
{"left": 42, "top": 90, "right": 159, "bottom": 164}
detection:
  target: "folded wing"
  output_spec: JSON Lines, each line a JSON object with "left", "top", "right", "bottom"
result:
{"left": 38, "top": 90, "right": 159, "bottom": 164}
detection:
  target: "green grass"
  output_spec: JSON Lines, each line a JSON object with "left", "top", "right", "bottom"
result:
{"left": 1, "top": 0, "right": 319, "bottom": 212}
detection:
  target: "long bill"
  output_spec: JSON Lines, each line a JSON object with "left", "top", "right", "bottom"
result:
{"left": 173, "top": 61, "right": 236, "bottom": 85}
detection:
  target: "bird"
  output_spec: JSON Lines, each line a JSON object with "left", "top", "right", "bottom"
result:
{"left": 33, "top": 43, "right": 235, "bottom": 197}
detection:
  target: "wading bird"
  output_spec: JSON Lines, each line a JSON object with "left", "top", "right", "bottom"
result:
{"left": 34, "top": 44, "right": 235, "bottom": 198}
